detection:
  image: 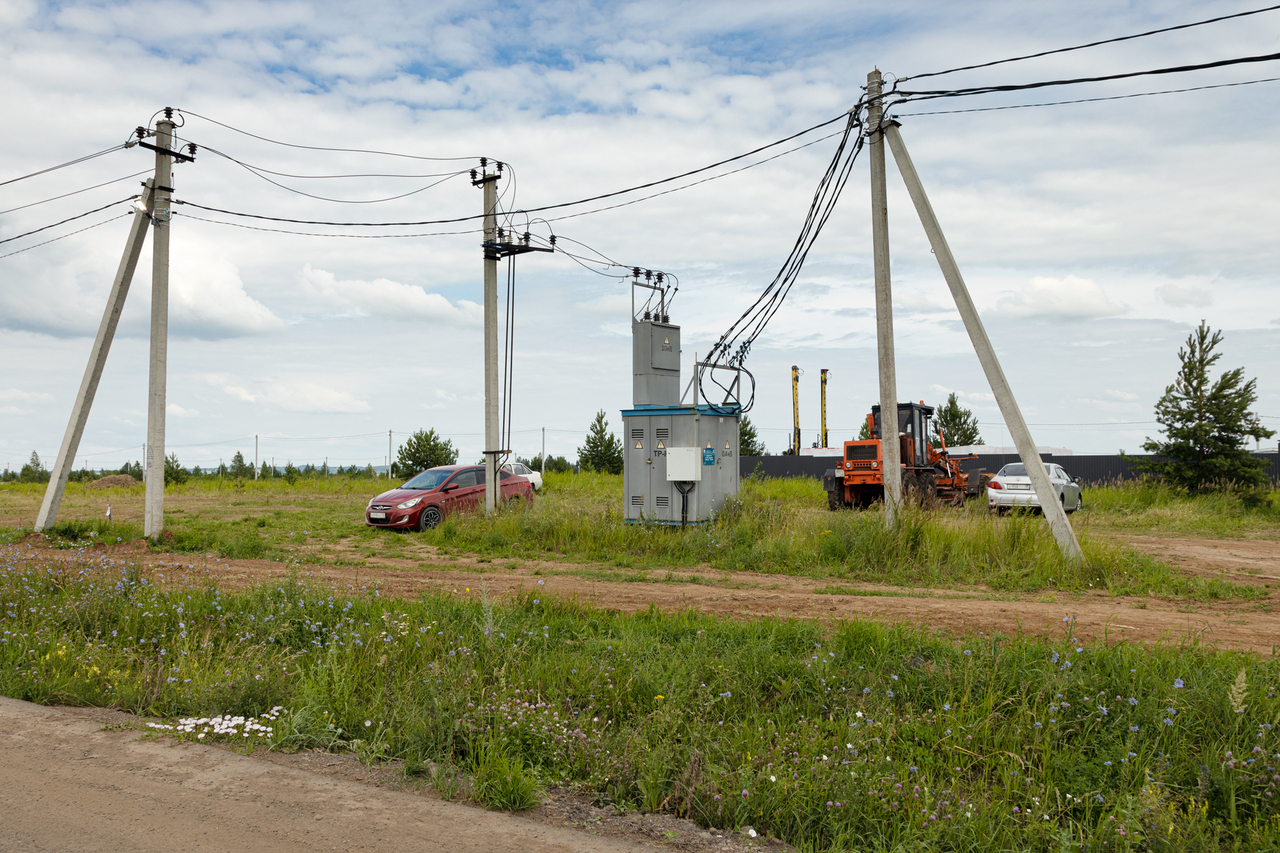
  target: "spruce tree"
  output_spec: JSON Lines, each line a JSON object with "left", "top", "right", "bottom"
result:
{"left": 577, "top": 410, "right": 624, "bottom": 474}
{"left": 1135, "top": 321, "right": 1274, "bottom": 490}
{"left": 935, "top": 392, "right": 983, "bottom": 447}
{"left": 739, "top": 416, "right": 767, "bottom": 456}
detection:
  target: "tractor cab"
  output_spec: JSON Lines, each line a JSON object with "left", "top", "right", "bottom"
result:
{"left": 869, "top": 402, "right": 935, "bottom": 469}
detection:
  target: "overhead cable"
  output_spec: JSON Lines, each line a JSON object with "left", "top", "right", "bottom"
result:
{"left": 701, "top": 107, "right": 865, "bottom": 415}
{"left": 0, "top": 197, "right": 137, "bottom": 246}
{"left": 172, "top": 113, "right": 849, "bottom": 228}
{"left": 192, "top": 141, "right": 473, "bottom": 203}
{"left": 0, "top": 171, "right": 151, "bottom": 217}
{"left": 893, "top": 50, "right": 1280, "bottom": 103}
{"left": 903, "top": 3, "right": 1280, "bottom": 82}
{"left": 174, "top": 109, "right": 480, "bottom": 162}
{"left": 0, "top": 213, "right": 132, "bottom": 261}
{"left": 173, "top": 211, "right": 482, "bottom": 239}
{"left": 898, "top": 74, "right": 1280, "bottom": 115}
{"left": 0, "top": 144, "right": 126, "bottom": 188}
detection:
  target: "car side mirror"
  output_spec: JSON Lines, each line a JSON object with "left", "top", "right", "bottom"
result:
{"left": 442, "top": 484, "right": 457, "bottom": 492}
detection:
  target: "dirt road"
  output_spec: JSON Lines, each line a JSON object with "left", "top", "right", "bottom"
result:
{"left": 0, "top": 697, "right": 778, "bottom": 853}
{"left": 43, "top": 532, "right": 1280, "bottom": 655}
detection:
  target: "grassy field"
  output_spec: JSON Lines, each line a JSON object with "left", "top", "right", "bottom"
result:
{"left": 2, "top": 473, "right": 1276, "bottom": 601}
{"left": 4, "top": 541, "right": 1280, "bottom": 851}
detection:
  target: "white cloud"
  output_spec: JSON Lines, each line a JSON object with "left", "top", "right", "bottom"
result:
{"left": 297, "top": 265, "right": 481, "bottom": 326}
{"left": 167, "top": 403, "right": 199, "bottom": 417}
{"left": 0, "top": 0, "right": 36, "bottom": 28}
{"left": 207, "top": 374, "right": 369, "bottom": 413}
{"left": 270, "top": 382, "right": 370, "bottom": 413}
{"left": 1154, "top": 283, "right": 1213, "bottom": 308}
{"left": 0, "top": 405, "right": 32, "bottom": 415}
{"left": 0, "top": 388, "right": 54, "bottom": 403}
{"left": 1106, "top": 389, "right": 1138, "bottom": 401}
{"left": 170, "top": 255, "right": 285, "bottom": 338}
{"left": 995, "top": 276, "right": 1126, "bottom": 320}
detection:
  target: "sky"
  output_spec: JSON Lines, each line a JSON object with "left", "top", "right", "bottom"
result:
{"left": 2, "top": 0, "right": 1279, "bottom": 476}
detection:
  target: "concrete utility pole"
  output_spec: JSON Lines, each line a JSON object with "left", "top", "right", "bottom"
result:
{"left": 143, "top": 118, "right": 174, "bottom": 538}
{"left": 34, "top": 180, "right": 157, "bottom": 532}
{"left": 388, "top": 430, "right": 393, "bottom": 479}
{"left": 254, "top": 435, "right": 259, "bottom": 479}
{"left": 883, "top": 123, "right": 1084, "bottom": 563}
{"left": 541, "top": 427, "right": 546, "bottom": 471}
{"left": 868, "top": 69, "right": 903, "bottom": 527}
{"left": 479, "top": 163, "right": 501, "bottom": 514}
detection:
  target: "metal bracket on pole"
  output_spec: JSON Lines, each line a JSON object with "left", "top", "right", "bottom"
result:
{"left": 34, "top": 180, "right": 157, "bottom": 532}
{"left": 882, "top": 121, "right": 1085, "bottom": 564}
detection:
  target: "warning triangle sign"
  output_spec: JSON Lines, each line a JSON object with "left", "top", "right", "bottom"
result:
{"left": 634, "top": 441, "right": 643, "bottom": 449}
{"left": 656, "top": 440, "right": 665, "bottom": 449}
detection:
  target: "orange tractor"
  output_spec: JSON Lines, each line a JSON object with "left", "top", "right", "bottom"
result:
{"left": 823, "top": 402, "right": 986, "bottom": 510}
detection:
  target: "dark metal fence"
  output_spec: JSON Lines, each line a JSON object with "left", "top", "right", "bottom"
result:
{"left": 740, "top": 453, "right": 1280, "bottom": 484}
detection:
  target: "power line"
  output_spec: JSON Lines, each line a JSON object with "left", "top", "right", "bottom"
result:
{"left": 173, "top": 211, "right": 483, "bottom": 239}
{"left": 0, "top": 171, "right": 150, "bottom": 216}
{"left": 894, "top": 50, "right": 1280, "bottom": 103}
{"left": 193, "top": 141, "right": 473, "bottom": 203}
{"left": 0, "top": 212, "right": 132, "bottom": 261}
{"left": 0, "top": 144, "right": 126, "bottom": 188}
{"left": 0, "top": 197, "right": 137, "bottom": 246}
{"left": 903, "top": 3, "right": 1280, "bottom": 82}
{"left": 174, "top": 109, "right": 480, "bottom": 162}
{"left": 897, "top": 74, "right": 1280, "bottom": 116}
{"left": 171, "top": 112, "right": 849, "bottom": 228}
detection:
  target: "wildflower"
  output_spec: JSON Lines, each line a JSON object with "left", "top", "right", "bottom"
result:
{"left": 655, "top": 695, "right": 664, "bottom": 700}
{"left": 364, "top": 720, "right": 372, "bottom": 727}
{"left": 770, "top": 775, "right": 776, "bottom": 782}
{"left": 964, "top": 650, "right": 972, "bottom": 656}
{"left": 1173, "top": 678, "right": 1184, "bottom": 689}
{"left": 1129, "top": 697, "right": 1138, "bottom": 706}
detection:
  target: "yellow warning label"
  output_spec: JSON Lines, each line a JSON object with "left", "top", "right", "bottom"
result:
{"left": 664, "top": 336, "right": 669, "bottom": 344}
{"left": 634, "top": 441, "right": 643, "bottom": 449}
{"left": 725, "top": 440, "right": 731, "bottom": 450}
{"left": 706, "top": 441, "right": 713, "bottom": 448}
{"left": 656, "top": 440, "right": 665, "bottom": 449}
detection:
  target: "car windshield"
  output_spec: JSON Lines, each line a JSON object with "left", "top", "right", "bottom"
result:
{"left": 400, "top": 469, "right": 453, "bottom": 491}
{"left": 996, "top": 463, "right": 1053, "bottom": 477}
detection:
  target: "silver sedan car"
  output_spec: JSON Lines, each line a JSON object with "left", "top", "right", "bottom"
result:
{"left": 987, "top": 462, "right": 1083, "bottom": 513}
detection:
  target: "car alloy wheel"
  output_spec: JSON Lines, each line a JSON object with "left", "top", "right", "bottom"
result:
{"left": 419, "top": 505, "right": 443, "bottom": 531}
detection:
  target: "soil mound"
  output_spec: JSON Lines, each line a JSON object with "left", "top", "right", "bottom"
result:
{"left": 89, "top": 475, "right": 141, "bottom": 490}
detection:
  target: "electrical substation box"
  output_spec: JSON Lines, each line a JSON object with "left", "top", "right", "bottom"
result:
{"left": 633, "top": 320, "right": 681, "bottom": 406}
{"left": 621, "top": 274, "right": 740, "bottom": 525}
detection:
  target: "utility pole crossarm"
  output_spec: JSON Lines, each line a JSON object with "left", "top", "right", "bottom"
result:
{"left": 882, "top": 121, "right": 1084, "bottom": 563}
{"left": 34, "top": 180, "right": 158, "bottom": 532}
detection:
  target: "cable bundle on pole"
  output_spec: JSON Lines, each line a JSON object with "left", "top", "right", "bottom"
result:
{"left": 700, "top": 103, "right": 867, "bottom": 413}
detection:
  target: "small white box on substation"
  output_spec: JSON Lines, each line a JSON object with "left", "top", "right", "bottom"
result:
{"left": 621, "top": 274, "right": 741, "bottom": 525}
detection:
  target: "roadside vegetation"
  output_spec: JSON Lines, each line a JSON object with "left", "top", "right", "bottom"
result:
{"left": 4, "top": 541, "right": 1280, "bottom": 851}
{"left": 2, "top": 471, "right": 1274, "bottom": 601}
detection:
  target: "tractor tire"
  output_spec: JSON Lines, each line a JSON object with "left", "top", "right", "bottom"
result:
{"left": 828, "top": 490, "right": 843, "bottom": 511}
{"left": 901, "top": 472, "right": 920, "bottom": 505}
{"left": 917, "top": 470, "right": 938, "bottom": 507}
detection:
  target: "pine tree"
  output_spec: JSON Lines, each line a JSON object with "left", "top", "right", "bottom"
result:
{"left": 858, "top": 419, "right": 872, "bottom": 440}
{"left": 164, "top": 452, "right": 188, "bottom": 485}
{"left": 229, "top": 451, "right": 253, "bottom": 479}
{"left": 739, "top": 416, "right": 767, "bottom": 456}
{"left": 396, "top": 428, "right": 458, "bottom": 475}
{"left": 1135, "top": 321, "right": 1274, "bottom": 491}
{"left": 935, "top": 392, "right": 983, "bottom": 447}
{"left": 577, "top": 410, "right": 624, "bottom": 474}
{"left": 18, "top": 451, "right": 49, "bottom": 483}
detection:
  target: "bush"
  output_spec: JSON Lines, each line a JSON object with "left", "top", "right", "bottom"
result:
{"left": 471, "top": 741, "right": 539, "bottom": 811}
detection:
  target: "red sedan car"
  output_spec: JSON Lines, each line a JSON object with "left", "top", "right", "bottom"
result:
{"left": 365, "top": 464, "right": 533, "bottom": 530}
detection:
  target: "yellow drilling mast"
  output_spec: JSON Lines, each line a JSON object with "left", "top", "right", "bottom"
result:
{"left": 790, "top": 365, "right": 802, "bottom": 454}
{"left": 820, "top": 368, "right": 829, "bottom": 448}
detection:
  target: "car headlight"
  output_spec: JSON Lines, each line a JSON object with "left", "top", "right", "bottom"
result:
{"left": 396, "top": 497, "right": 423, "bottom": 509}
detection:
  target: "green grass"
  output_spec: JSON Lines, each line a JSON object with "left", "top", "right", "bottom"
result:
{"left": 2, "top": 473, "right": 1270, "bottom": 600}
{"left": 4, "top": 540, "right": 1280, "bottom": 851}
{"left": 1083, "top": 479, "right": 1280, "bottom": 538}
